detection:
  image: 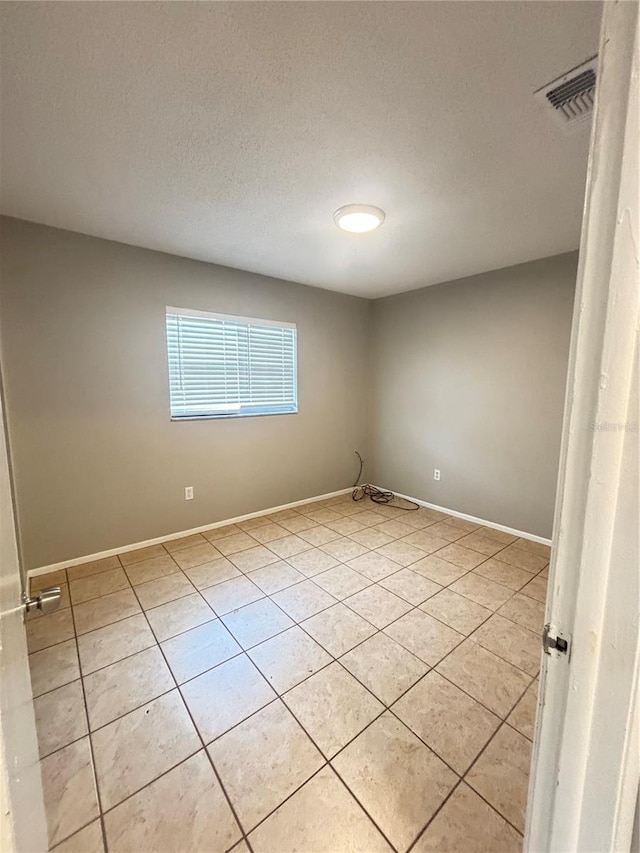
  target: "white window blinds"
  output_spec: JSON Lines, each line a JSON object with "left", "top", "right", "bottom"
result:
{"left": 166, "top": 308, "right": 298, "bottom": 419}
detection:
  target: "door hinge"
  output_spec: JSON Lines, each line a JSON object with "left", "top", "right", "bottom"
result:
{"left": 543, "top": 623, "right": 570, "bottom": 656}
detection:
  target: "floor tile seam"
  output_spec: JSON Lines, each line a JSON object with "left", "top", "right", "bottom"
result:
{"left": 351, "top": 561, "right": 428, "bottom": 586}
{"left": 309, "top": 572, "right": 378, "bottom": 600}
{"left": 418, "top": 594, "right": 495, "bottom": 636}
{"left": 413, "top": 658, "right": 530, "bottom": 724}
{"left": 85, "top": 677, "right": 181, "bottom": 735}
{"left": 267, "top": 575, "right": 341, "bottom": 616}
{"left": 136, "top": 586, "right": 200, "bottom": 614}
{"left": 126, "top": 565, "right": 185, "bottom": 588}
{"left": 296, "top": 612, "right": 384, "bottom": 660}
{"left": 460, "top": 720, "right": 530, "bottom": 837}
{"left": 197, "top": 655, "right": 342, "bottom": 840}
{"left": 123, "top": 580, "right": 255, "bottom": 852}
{"left": 76, "top": 634, "right": 161, "bottom": 680}
{"left": 68, "top": 573, "right": 135, "bottom": 608}
{"left": 470, "top": 566, "right": 539, "bottom": 593}
{"left": 404, "top": 778, "right": 466, "bottom": 853}
{"left": 93, "top": 741, "right": 203, "bottom": 820}
{"left": 245, "top": 646, "right": 336, "bottom": 698}
{"left": 260, "top": 593, "right": 400, "bottom": 727}
{"left": 250, "top": 528, "right": 300, "bottom": 546}
{"left": 65, "top": 595, "right": 110, "bottom": 853}
{"left": 244, "top": 571, "right": 321, "bottom": 598}
{"left": 491, "top": 549, "right": 549, "bottom": 572}
{"left": 175, "top": 602, "right": 332, "bottom": 787}
{"left": 118, "top": 550, "right": 176, "bottom": 570}
{"left": 385, "top": 698, "right": 472, "bottom": 780}
{"left": 141, "top": 575, "right": 219, "bottom": 641}
{"left": 27, "top": 631, "right": 77, "bottom": 655}
{"left": 70, "top": 602, "right": 141, "bottom": 637}
{"left": 424, "top": 536, "right": 518, "bottom": 573}
{"left": 31, "top": 667, "right": 83, "bottom": 703}
{"left": 38, "top": 728, "right": 90, "bottom": 764}
{"left": 171, "top": 548, "right": 232, "bottom": 572}
{"left": 127, "top": 579, "right": 221, "bottom": 659}
{"left": 333, "top": 741, "right": 465, "bottom": 853}
{"left": 473, "top": 557, "right": 541, "bottom": 577}
{"left": 48, "top": 814, "right": 105, "bottom": 853}
{"left": 76, "top": 602, "right": 225, "bottom": 661}
{"left": 39, "top": 501, "right": 539, "bottom": 842}
{"left": 373, "top": 576, "right": 446, "bottom": 609}
{"left": 442, "top": 575, "right": 521, "bottom": 613}
{"left": 502, "top": 717, "right": 536, "bottom": 744}
{"left": 463, "top": 637, "right": 542, "bottom": 680}
{"left": 518, "top": 588, "right": 548, "bottom": 605}
{"left": 460, "top": 680, "right": 536, "bottom": 783}
{"left": 262, "top": 698, "right": 403, "bottom": 845}
{"left": 385, "top": 655, "right": 534, "bottom": 773}
{"left": 34, "top": 579, "right": 223, "bottom": 650}
{"left": 42, "top": 644, "right": 500, "bottom": 849}
{"left": 333, "top": 638, "right": 430, "bottom": 696}
{"left": 476, "top": 563, "right": 541, "bottom": 583}
{"left": 72, "top": 564, "right": 193, "bottom": 612}
{"left": 377, "top": 608, "right": 467, "bottom": 666}
{"left": 121, "top": 548, "right": 182, "bottom": 577}
{"left": 325, "top": 588, "right": 419, "bottom": 634}
{"left": 491, "top": 605, "right": 543, "bottom": 634}
{"left": 325, "top": 760, "right": 404, "bottom": 852}
{"left": 467, "top": 615, "right": 542, "bottom": 649}
{"left": 29, "top": 569, "right": 69, "bottom": 592}
{"left": 280, "top": 633, "right": 392, "bottom": 728}
{"left": 240, "top": 762, "right": 330, "bottom": 844}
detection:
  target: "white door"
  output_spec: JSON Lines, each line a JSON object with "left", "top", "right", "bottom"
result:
{"left": 0, "top": 382, "right": 47, "bottom": 851}
{"left": 526, "top": 1, "right": 639, "bottom": 851}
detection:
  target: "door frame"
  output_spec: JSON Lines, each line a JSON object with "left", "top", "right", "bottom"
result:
{"left": 526, "top": 1, "right": 639, "bottom": 850}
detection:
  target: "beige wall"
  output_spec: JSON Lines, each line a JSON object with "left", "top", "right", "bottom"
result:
{"left": 370, "top": 253, "right": 578, "bottom": 538}
{"left": 0, "top": 217, "right": 371, "bottom": 568}
{"left": 0, "top": 217, "right": 576, "bottom": 567}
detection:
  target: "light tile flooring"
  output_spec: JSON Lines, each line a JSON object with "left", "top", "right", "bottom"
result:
{"left": 28, "top": 495, "right": 550, "bottom": 853}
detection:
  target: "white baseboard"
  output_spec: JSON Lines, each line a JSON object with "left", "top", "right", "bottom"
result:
{"left": 374, "top": 485, "right": 553, "bottom": 546}
{"left": 29, "top": 484, "right": 551, "bottom": 580}
{"left": 28, "top": 487, "right": 353, "bottom": 579}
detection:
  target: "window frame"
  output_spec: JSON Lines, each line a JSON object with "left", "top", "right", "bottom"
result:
{"left": 165, "top": 306, "right": 298, "bottom": 421}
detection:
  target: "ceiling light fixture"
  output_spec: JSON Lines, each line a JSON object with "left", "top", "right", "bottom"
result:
{"left": 333, "top": 204, "right": 385, "bottom": 233}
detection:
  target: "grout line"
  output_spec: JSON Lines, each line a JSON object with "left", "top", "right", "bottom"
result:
{"left": 36, "top": 496, "right": 545, "bottom": 850}
{"left": 404, "top": 779, "right": 466, "bottom": 853}
{"left": 65, "top": 595, "right": 110, "bottom": 853}
{"left": 47, "top": 817, "right": 107, "bottom": 853}
{"left": 458, "top": 715, "right": 533, "bottom": 838}
{"left": 114, "top": 577, "right": 255, "bottom": 852}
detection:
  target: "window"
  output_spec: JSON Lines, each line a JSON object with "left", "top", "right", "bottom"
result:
{"left": 165, "top": 307, "right": 297, "bottom": 419}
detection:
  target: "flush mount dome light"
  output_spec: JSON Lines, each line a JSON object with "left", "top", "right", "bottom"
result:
{"left": 333, "top": 204, "right": 385, "bottom": 233}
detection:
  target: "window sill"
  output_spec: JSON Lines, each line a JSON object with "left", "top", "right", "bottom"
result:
{"left": 170, "top": 410, "right": 298, "bottom": 422}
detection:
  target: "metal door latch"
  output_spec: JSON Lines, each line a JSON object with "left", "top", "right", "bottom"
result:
{"left": 23, "top": 586, "right": 62, "bottom": 616}
{"left": 542, "top": 623, "right": 570, "bottom": 656}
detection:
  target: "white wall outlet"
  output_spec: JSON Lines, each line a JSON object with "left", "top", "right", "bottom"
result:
{"left": 184, "top": 486, "right": 194, "bottom": 500}
{"left": 433, "top": 469, "right": 441, "bottom": 481}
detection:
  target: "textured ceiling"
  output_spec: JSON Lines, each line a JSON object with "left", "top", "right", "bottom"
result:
{"left": 0, "top": 1, "right": 601, "bottom": 298}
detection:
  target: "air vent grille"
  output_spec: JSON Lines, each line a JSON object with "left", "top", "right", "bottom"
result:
{"left": 535, "top": 56, "right": 598, "bottom": 134}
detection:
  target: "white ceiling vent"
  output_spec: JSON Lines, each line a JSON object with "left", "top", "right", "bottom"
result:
{"left": 534, "top": 56, "right": 598, "bottom": 134}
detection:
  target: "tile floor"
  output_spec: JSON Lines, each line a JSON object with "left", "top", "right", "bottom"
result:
{"left": 28, "top": 494, "right": 550, "bottom": 853}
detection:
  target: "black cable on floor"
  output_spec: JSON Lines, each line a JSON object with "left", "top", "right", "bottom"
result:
{"left": 351, "top": 451, "right": 420, "bottom": 511}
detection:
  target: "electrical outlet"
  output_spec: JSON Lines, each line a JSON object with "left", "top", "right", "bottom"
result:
{"left": 184, "top": 486, "right": 194, "bottom": 500}
{"left": 433, "top": 469, "right": 441, "bottom": 481}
